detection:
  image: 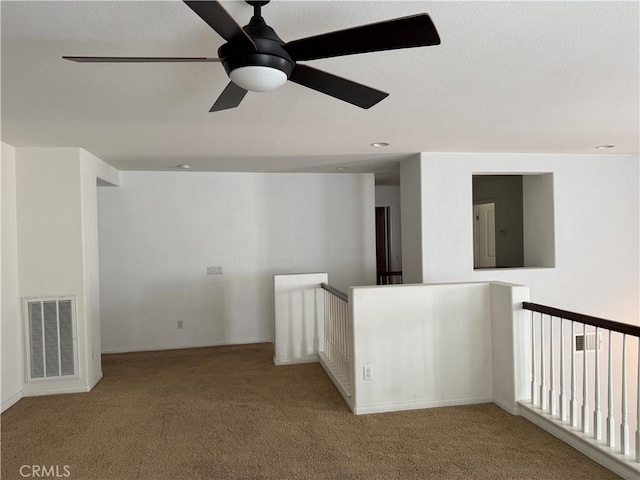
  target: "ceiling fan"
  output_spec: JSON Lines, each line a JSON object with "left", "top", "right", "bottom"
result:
{"left": 63, "top": 1, "right": 440, "bottom": 112}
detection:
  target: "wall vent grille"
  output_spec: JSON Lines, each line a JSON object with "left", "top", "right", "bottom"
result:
{"left": 25, "top": 297, "right": 78, "bottom": 381}
{"left": 574, "top": 332, "right": 602, "bottom": 352}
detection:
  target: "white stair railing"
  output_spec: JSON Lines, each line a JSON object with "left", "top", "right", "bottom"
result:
{"left": 523, "top": 302, "right": 640, "bottom": 467}
{"left": 319, "top": 283, "right": 352, "bottom": 398}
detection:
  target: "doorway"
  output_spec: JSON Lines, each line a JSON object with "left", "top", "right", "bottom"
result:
{"left": 473, "top": 202, "right": 496, "bottom": 268}
{"left": 375, "top": 207, "right": 391, "bottom": 284}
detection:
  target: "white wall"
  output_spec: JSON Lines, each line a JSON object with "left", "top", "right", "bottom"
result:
{"left": 273, "top": 273, "right": 326, "bottom": 365}
{"left": 1, "top": 142, "right": 22, "bottom": 411}
{"left": 375, "top": 186, "right": 402, "bottom": 271}
{"left": 350, "top": 282, "right": 495, "bottom": 414}
{"left": 14, "top": 148, "right": 119, "bottom": 396}
{"left": 80, "top": 149, "right": 120, "bottom": 384}
{"left": 415, "top": 153, "right": 639, "bottom": 324}
{"left": 16, "top": 148, "right": 88, "bottom": 395}
{"left": 400, "top": 155, "right": 423, "bottom": 284}
{"left": 489, "top": 282, "right": 531, "bottom": 414}
{"left": 523, "top": 173, "right": 555, "bottom": 267}
{"left": 97, "top": 171, "right": 376, "bottom": 353}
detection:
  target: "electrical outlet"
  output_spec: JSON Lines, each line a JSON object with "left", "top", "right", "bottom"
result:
{"left": 177, "top": 320, "right": 183, "bottom": 329}
{"left": 207, "top": 266, "right": 223, "bottom": 275}
{"left": 363, "top": 365, "right": 373, "bottom": 381}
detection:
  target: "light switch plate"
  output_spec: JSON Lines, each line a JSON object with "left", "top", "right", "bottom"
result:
{"left": 207, "top": 266, "right": 223, "bottom": 275}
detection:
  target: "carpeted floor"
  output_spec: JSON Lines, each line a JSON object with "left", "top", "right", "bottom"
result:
{"left": 1, "top": 343, "right": 620, "bottom": 479}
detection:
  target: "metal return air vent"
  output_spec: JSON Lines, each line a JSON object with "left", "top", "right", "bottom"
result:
{"left": 574, "top": 332, "right": 602, "bottom": 352}
{"left": 25, "top": 297, "right": 78, "bottom": 381}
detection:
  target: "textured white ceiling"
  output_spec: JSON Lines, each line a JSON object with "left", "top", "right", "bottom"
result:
{"left": 1, "top": 1, "right": 638, "bottom": 179}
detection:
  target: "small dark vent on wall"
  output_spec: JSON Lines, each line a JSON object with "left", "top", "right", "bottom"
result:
{"left": 26, "top": 297, "right": 77, "bottom": 380}
{"left": 574, "top": 332, "right": 601, "bottom": 352}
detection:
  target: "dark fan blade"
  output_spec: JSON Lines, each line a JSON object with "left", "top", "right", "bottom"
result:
{"left": 210, "top": 82, "right": 248, "bottom": 112}
{"left": 62, "top": 56, "right": 221, "bottom": 63}
{"left": 184, "top": 1, "right": 255, "bottom": 49}
{"left": 289, "top": 64, "right": 388, "bottom": 109}
{"left": 284, "top": 14, "right": 440, "bottom": 61}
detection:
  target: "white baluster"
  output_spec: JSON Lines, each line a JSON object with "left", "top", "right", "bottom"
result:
{"left": 636, "top": 336, "right": 639, "bottom": 462}
{"left": 330, "top": 295, "right": 335, "bottom": 361}
{"left": 540, "top": 314, "right": 547, "bottom": 410}
{"left": 347, "top": 301, "right": 351, "bottom": 393}
{"left": 549, "top": 315, "right": 556, "bottom": 415}
{"left": 593, "top": 327, "right": 602, "bottom": 440}
{"left": 582, "top": 323, "right": 589, "bottom": 433}
{"left": 324, "top": 290, "right": 329, "bottom": 357}
{"left": 620, "top": 334, "right": 629, "bottom": 455}
{"left": 531, "top": 312, "right": 537, "bottom": 406}
{"left": 606, "top": 330, "right": 616, "bottom": 447}
{"left": 338, "top": 300, "right": 342, "bottom": 362}
{"left": 343, "top": 302, "right": 347, "bottom": 375}
{"left": 559, "top": 318, "right": 567, "bottom": 422}
{"left": 334, "top": 297, "right": 342, "bottom": 368}
{"left": 340, "top": 301, "right": 345, "bottom": 389}
{"left": 335, "top": 296, "right": 340, "bottom": 370}
{"left": 328, "top": 295, "right": 332, "bottom": 360}
{"left": 570, "top": 321, "right": 578, "bottom": 427}
{"left": 338, "top": 301, "right": 341, "bottom": 376}
{"left": 329, "top": 294, "right": 335, "bottom": 360}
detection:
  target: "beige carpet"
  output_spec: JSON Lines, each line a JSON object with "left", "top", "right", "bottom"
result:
{"left": 1, "top": 343, "right": 619, "bottom": 479}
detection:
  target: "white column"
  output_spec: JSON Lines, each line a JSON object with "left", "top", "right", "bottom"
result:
{"left": 620, "top": 334, "right": 629, "bottom": 455}
{"left": 531, "top": 313, "right": 537, "bottom": 405}
{"left": 636, "top": 336, "right": 639, "bottom": 462}
{"left": 570, "top": 321, "right": 578, "bottom": 427}
{"left": 559, "top": 318, "right": 567, "bottom": 421}
{"left": 540, "top": 314, "right": 547, "bottom": 410}
{"left": 549, "top": 315, "right": 556, "bottom": 415}
{"left": 606, "top": 330, "right": 616, "bottom": 447}
{"left": 581, "top": 323, "right": 589, "bottom": 433}
{"left": 593, "top": 327, "right": 602, "bottom": 440}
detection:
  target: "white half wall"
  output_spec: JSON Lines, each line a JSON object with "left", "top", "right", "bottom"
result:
{"left": 350, "top": 282, "right": 494, "bottom": 414}
{"left": 415, "top": 153, "right": 639, "bottom": 324}
{"left": 273, "top": 273, "right": 326, "bottom": 365}
{"left": 97, "top": 172, "right": 376, "bottom": 353}
{"left": 489, "top": 282, "right": 531, "bottom": 414}
{"left": 1, "top": 142, "right": 22, "bottom": 411}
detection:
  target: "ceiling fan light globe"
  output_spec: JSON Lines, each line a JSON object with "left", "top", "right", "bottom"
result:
{"left": 229, "top": 66, "right": 287, "bottom": 92}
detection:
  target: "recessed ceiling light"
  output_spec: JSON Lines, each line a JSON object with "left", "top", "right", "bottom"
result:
{"left": 371, "top": 142, "right": 390, "bottom": 148}
{"left": 336, "top": 167, "right": 350, "bottom": 171}
{"left": 177, "top": 164, "right": 192, "bottom": 169}
{"left": 595, "top": 145, "right": 615, "bottom": 149}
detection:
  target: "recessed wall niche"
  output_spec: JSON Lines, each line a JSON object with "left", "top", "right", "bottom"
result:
{"left": 472, "top": 174, "right": 555, "bottom": 269}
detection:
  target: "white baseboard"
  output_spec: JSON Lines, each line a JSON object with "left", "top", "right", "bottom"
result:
{"left": 353, "top": 394, "right": 493, "bottom": 415}
{"left": 1, "top": 390, "right": 23, "bottom": 413}
{"left": 88, "top": 371, "right": 103, "bottom": 390}
{"left": 22, "top": 372, "right": 104, "bottom": 397}
{"left": 273, "top": 354, "right": 318, "bottom": 366}
{"left": 23, "top": 383, "right": 91, "bottom": 397}
{"left": 493, "top": 396, "right": 520, "bottom": 415}
{"left": 519, "top": 402, "right": 640, "bottom": 480}
{"left": 101, "top": 337, "right": 273, "bottom": 354}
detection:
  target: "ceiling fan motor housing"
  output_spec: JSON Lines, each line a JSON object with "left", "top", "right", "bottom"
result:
{"left": 218, "top": 15, "right": 294, "bottom": 82}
